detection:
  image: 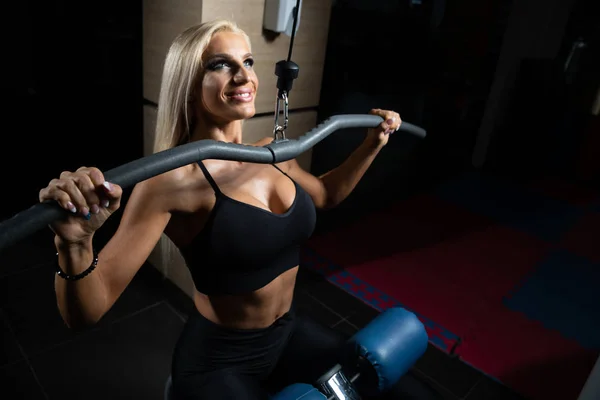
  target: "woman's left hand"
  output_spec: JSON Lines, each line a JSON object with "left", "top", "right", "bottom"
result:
{"left": 366, "top": 108, "right": 402, "bottom": 149}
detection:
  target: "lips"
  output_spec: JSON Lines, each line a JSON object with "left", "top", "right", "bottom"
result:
{"left": 229, "top": 92, "right": 252, "bottom": 99}
{"left": 226, "top": 88, "right": 254, "bottom": 102}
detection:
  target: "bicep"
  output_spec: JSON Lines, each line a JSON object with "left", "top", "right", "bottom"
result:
{"left": 284, "top": 159, "right": 328, "bottom": 209}
{"left": 98, "top": 180, "right": 171, "bottom": 306}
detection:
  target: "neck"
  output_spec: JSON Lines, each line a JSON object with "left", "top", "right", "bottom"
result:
{"left": 190, "top": 116, "right": 243, "bottom": 144}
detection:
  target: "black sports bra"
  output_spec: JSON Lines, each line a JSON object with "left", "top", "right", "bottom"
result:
{"left": 179, "top": 162, "right": 317, "bottom": 295}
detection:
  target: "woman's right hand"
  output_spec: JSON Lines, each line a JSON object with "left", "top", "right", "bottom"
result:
{"left": 38, "top": 167, "right": 123, "bottom": 245}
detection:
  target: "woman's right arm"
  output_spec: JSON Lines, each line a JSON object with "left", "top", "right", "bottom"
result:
{"left": 43, "top": 168, "right": 172, "bottom": 329}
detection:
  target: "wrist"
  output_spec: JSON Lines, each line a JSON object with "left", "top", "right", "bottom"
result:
{"left": 54, "top": 235, "right": 94, "bottom": 255}
{"left": 54, "top": 236, "right": 97, "bottom": 281}
{"left": 363, "top": 134, "right": 385, "bottom": 152}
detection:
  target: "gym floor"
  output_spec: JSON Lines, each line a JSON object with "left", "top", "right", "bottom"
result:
{"left": 0, "top": 228, "right": 526, "bottom": 400}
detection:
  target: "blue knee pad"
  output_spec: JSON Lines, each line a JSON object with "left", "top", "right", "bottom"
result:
{"left": 345, "top": 307, "right": 428, "bottom": 396}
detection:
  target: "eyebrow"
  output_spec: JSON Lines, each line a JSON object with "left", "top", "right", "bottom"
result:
{"left": 206, "top": 53, "right": 253, "bottom": 61}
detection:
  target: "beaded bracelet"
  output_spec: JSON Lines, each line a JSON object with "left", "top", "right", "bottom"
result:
{"left": 55, "top": 249, "right": 99, "bottom": 281}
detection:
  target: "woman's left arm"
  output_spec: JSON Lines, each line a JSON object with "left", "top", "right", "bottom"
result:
{"left": 285, "top": 109, "right": 401, "bottom": 210}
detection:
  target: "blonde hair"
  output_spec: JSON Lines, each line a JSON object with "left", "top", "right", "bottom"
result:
{"left": 153, "top": 19, "right": 251, "bottom": 153}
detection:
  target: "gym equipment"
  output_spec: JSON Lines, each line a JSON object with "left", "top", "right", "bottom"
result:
{"left": 314, "top": 364, "right": 361, "bottom": 400}
{"left": 316, "top": 307, "right": 428, "bottom": 399}
{"left": 271, "top": 383, "right": 327, "bottom": 399}
{"left": 164, "top": 307, "right": 428, "bottom": 400}
{"left": 271, "top": 0, "right": 301, "bottom": 141}
{"left": 0, "top": 116, "right": 425, "bottom": 253}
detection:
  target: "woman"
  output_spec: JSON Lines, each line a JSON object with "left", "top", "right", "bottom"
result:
{"left": 39, "top": 20, "right": 402, "bottom": 399}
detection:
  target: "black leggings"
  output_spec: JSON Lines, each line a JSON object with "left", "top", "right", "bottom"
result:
{"left": 171, "top": 307, "right": 346, "bottom": 400}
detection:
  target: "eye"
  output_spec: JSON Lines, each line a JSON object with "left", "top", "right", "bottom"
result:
{"left": 206, "top": 60, "right": 228, "bottom": 71}
{"left": 206, "top": 57, "right": 254, "bottom": 71}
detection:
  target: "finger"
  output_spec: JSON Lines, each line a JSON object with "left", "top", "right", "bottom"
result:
{"left": 55, "top": 172, "right": 97, "bottom": 217}
{"left": 75, "top": 166, "right": 106, "bottom": 191}
{"left": 72, "top": 172, "right": 103, "bottom": 216}
{"left": 394, "top": 113, "right": 402, "bottom": 131}
{"left": 82, "top": 167, "right": 119, "bottom": 210}
{"left": 39, "top": 178, "right": 61, "bottom": 203}
{"left": 383, "top": 112, "right": 402, "bottom": 132}
{"left": 370, "top": 109, "right": 401, "bottom": 134}
{"left": 85, "top": 167, "right": 105, "bottom": 186}
{"left": 100, "top": 181, "right": 122, "bottom": 211}
{"left": 54, "top": 178, "right": 89, "bottom": 216}
{"left": 86, "top": 167, "right": 111, "bottom": 208}
{"left": 100, "top": 181, "right": 122, "bottom": 200}
{"left": 371, "top": 108, "right": 391, "bottom": 124}
{"left": 39, "top": 181, "right": 78, "bottom": 214}
{"left": 381, "top": 117, "right": 395, "bottom": 132}
{"left": 50, "top": 189, "right": 79, "bottom": 214}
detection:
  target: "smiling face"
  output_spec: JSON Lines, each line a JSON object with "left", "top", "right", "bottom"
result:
{"left": 195, "top": 31, "right": 259, "bottom": 125}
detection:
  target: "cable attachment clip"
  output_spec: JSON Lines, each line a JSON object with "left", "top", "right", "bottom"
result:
{"left": 272, "top": 60, "right": 299, "bottom": 141}
{"left": 273, "top": 91, "right": 289, "bottom": 141}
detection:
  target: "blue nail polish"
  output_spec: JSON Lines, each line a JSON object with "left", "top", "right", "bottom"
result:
{"left": 84, "top": 213, "right": 91, "bottom": 220}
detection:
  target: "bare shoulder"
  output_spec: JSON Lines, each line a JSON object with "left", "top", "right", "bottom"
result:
{"left": 130, "top": 164, "right": 197, "bottom": 212}
{"left": 141, "top": 164, "right": 190, "bottom": 190}
{"left": 104, "top": 164, "right": 198, "bottom": 261}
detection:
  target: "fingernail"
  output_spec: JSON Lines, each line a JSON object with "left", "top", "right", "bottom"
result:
{"left": 103, "top": 181, "right": 112, "bottom": 191}
{"left": 67, "top": 202, "right": 77, "bottom": 213}
{"left": 386, "top": 118, "right": 394, "bottom": 125}
{"left": 102, "top": 200, "right": 110, "bottom": 208}
{"left": 81, "top": 207, "right": 89, "bottom": 216}
{"left": 91, "top": 204, "right": 100, "bottom": 214}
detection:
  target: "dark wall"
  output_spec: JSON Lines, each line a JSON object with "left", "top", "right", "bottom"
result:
{"left": 312, "top": 0, "right": 512, "bottom": 230}
{"left": 0, "top": 2, "right": 142, "bottom": 221}
{"left": 483, "top": 0, "right": 600, "bottom": 181}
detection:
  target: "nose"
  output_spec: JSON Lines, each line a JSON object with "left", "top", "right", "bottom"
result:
{"left": 233, "top": 65, "right": 251, "bottom": 84}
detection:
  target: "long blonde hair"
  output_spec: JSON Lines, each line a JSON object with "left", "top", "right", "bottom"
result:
{"left": 153, "top": 19, "right": 251, "bottom": 153}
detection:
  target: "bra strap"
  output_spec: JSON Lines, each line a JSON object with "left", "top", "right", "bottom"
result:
{"left": 198, "top": 161, "right": 222, "bottom": 194}
{"left": 272, "top": 164, "right": 289, "bottom": 177}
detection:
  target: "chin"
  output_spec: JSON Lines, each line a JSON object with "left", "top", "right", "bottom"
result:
{"left": 243, "top": 109, "right": 256, "bottom": 119}
{"left": 232, "top": 106, "right": 256, "bottom": 120}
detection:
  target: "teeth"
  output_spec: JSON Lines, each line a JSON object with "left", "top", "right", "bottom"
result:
{"left": 232, "top": 93, "right": 250, "bottom": 97}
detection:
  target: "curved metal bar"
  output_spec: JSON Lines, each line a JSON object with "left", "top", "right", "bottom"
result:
{"left": 0, "top": 114, "right": 426, "bottom": 252}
